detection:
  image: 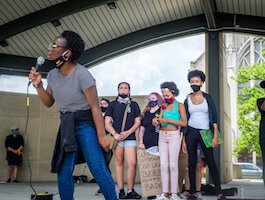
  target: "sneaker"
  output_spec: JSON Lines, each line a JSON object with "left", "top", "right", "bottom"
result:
{"left": 13, "top": 180, "right": 19, "bottom": 183}
{"left": 127, "top": 189, "right": 142, "bottom": 199}
{"left": 119, "top": 189, "right": 128, "bottom": 199}
{"left": 170, "top": 193, "right": 181, "bottom": 200}
{"left": 147, "top": 196, "right": 157, "bottom": 199}
{"left": 194, "top": 192, "right": 203, "bottom": 199}
{"left": 180, "top": 191, "right": 191, "bottom": 199}
{"left": 95, "top": 188, "right": 102, "bottom": 195}
{"left": 156, "top": 193, "right": 169, "bottom": 200}
{"left": 217, "top": 194, "right": 226, "bottom": 200}
{"left": 7, "top": 178, "right": 11, "bottom": 183}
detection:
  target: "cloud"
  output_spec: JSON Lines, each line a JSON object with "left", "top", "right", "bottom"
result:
{"left": 0, "top": 75, "right": 46, "bottom": 94}
{"left": 90, "top": 34, "right": 205, "bottom": 102}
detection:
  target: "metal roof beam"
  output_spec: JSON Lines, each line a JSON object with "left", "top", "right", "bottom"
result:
{"left": 0, "top": 0, "right": 113, "bottom": 41}
{"left": 215, "top": 13, "right": 265, "bottom": 34}
{"left": 0, "top": 15, "right": 208, "bottom": 77}
{"left": 2, "top": 13, "right": 265, "bottom": 77}
{"left": 0, "top": 54, "right": 53, "bottom": 77}
{"left": 201, "top": 0, "right": 217, "bottom": 29}
{"left": 79, "top": 15, "right": 207, "bottom": 67}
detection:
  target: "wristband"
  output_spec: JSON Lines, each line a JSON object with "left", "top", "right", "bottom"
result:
{"left": 33, "top": 81, "right": 43, "bottom": 88}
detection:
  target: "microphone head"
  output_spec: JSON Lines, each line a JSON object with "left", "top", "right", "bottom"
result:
{"left": 37, "top": 56, "right": 45, "bottom": 65}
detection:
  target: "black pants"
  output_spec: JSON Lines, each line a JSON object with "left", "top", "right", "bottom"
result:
{"left": 185, "top": 126, "right": 222, "bottom": 194}
{"left": 103, "top": 149, "right": 113, "bottom": 173}
{"left": 259, "top": 135, "right": 265, "bottom": 187}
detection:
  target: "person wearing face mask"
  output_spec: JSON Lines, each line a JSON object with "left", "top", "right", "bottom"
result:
{"left": 28, "top": 31, "right": 117, "bottom": 200}
{"left": 95, "top": 97, "right": 113, "bottom": 195}
{"left": 138, "top": 92, "right": 164, "bottom": 200}
{"left": 138, "top": 92, "right": 164, "bottom": 150}
{"left": 182, "top": 70, "right": 226, "bottom": 200}
{"left": 5, "top": 125, "right": 24, "bottom": 183}
{"left": 100, "top": 98, "right": 110, "bottom": 115}
{"left": 105, "top": 82, "right": 142, "bottom": 199}
{"left": 153, "top": 82, "right": 187, "bottom": 200}
{"left": 257, "top": 80, "right": 265, "bottom": 187}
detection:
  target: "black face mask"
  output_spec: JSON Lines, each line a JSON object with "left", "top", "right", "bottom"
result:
{"left": 53, "top": 52, "right": 69, "bottom": 69}
{"left": 191, "top": 85, "right": 201, "bottom": 92}
{"left": 118, "top": 93, "right": 129, "bottom": 98}
{"left": 101, "top": 107, "right": 107, "bottom": 113}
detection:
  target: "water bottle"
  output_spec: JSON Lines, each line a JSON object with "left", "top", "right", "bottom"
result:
{"left": 240, "top": 184, "right": 245, "bottom": 199}
{"left": 155, "top": 125, "right": 160, "bottom": 133}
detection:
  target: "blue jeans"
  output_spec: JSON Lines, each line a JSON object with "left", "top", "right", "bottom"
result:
{"left": 57, "top": 121, "right": 117, "bottom": 200}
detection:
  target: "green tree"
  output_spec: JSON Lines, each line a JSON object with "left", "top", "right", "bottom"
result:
{"left": 233, "top": 63, "right": 265, "bottom": 156}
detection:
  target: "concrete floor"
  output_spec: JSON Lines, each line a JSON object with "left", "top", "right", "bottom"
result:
{"left": 0, "top": 179, "right": 264, "bottom": 200}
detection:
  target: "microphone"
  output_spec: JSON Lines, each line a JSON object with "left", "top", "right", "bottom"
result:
{"left": 28, "top": 56, "right": 45, "bottom": 86}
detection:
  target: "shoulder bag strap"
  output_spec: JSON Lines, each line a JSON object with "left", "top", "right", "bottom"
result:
{"left": 121, "top": 102, "right": 131, "bottom": 132}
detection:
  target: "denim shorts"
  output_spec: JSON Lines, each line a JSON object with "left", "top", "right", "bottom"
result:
{"left": 118, "top": 140, "right": 137, "bottom": 148}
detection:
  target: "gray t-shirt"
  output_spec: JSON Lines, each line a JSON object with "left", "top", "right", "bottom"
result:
{"left": 47, "top": 64, "right": 95, "bottom": 113}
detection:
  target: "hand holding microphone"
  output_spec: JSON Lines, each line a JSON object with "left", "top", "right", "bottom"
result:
{"left": 28, "top": 56, "right": 45, "bottom": 87}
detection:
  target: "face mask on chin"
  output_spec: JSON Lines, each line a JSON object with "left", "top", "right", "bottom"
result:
{"left": 191, "top": 85, "right": 201, "bottom": 92}
{"left": 118, "top": 93, "right": 129, "bottom": 98}
{"left": 53, "top": 51, "right": 69, "bottom": 69}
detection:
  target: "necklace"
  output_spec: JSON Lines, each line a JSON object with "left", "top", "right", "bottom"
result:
{"left": 192, "top": 95, "right": 202, "bottom": 104}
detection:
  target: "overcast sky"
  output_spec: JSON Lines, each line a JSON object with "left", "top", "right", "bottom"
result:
{"left": 0, "top": 33, "right": 205, "bottom": 103}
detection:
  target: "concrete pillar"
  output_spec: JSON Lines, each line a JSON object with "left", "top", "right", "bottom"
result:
{"left": 206, "top": 31, "right": 233, "bottom": 183}
{"left": 206, "top": 31, "right": 221, "bottom": 175}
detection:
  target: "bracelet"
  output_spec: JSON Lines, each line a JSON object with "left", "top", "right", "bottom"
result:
{"left": 33, "top": 81, "right": 43, "bottom": 88}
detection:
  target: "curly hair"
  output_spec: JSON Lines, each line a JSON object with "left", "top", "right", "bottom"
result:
{"left": 60, "top": 30, "right": 85, "bottom": 61}
{"left": 187, "top": 70, "right": 206, "bottom": 82}
{"left": 160, "top": 81, "right": 179, "bottom": 96}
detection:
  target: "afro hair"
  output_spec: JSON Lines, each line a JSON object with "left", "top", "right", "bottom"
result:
{"left": 160, "top": 81, "right": 179, "bottom": 96}
{"left": 187, "top": 70, "right": 206, "bottom": 82}
{"left": 61, "top": 30, "right": 85, "bottom": 61}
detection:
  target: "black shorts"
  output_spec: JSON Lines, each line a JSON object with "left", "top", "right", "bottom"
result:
{"left": 6, "top": 154, "right": 22, "bottom": 166}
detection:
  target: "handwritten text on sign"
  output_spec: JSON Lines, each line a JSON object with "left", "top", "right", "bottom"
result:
{"left": 137, "top": 149, "right": 162, "bottom": 197}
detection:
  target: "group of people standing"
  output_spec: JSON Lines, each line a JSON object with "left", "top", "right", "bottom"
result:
{"left": 27, "top": 30, "right": 227, "bottom": 200}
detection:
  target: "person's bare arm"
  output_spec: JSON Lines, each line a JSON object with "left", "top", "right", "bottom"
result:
{"left": 120, "top": 116, "right": 141, "bottom": 138}
{"left": 29, "top": 67, "right": 54, "bottom": 107}
{"left": 138, "top": 126, "right": 145, "bottom": 149}
{"left": 158, "top": 103, "right": 187, "bottom": 127}
{"left": 105, "top": 116, "right": 126, "bottom": 141}
{"left": 83, "top": 86, "right": 109, "bottom": 151}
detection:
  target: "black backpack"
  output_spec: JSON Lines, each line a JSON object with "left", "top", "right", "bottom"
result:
{"left": 202, "top": 184, "right": 238, "bottom": 196}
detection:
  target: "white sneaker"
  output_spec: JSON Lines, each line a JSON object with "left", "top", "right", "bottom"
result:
{"left": 194, "top": 191, "right": 203, "bottom": 199}
{"left": 180, "top": 191, "right": 191, "bottom": 199}
{"left": 170, "top": 193, "right": 181, "bottom": 200}
{"left": 156, "top": 193, "right": 169, "bottom": 200}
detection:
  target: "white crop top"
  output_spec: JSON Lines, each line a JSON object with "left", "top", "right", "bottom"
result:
{"left": 188, "top": 96, "right": 210, "bottom": 130}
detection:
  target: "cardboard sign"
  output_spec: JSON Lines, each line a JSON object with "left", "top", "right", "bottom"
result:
{"left": 137, "top": 148, "right": 162, "bottom": 197}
